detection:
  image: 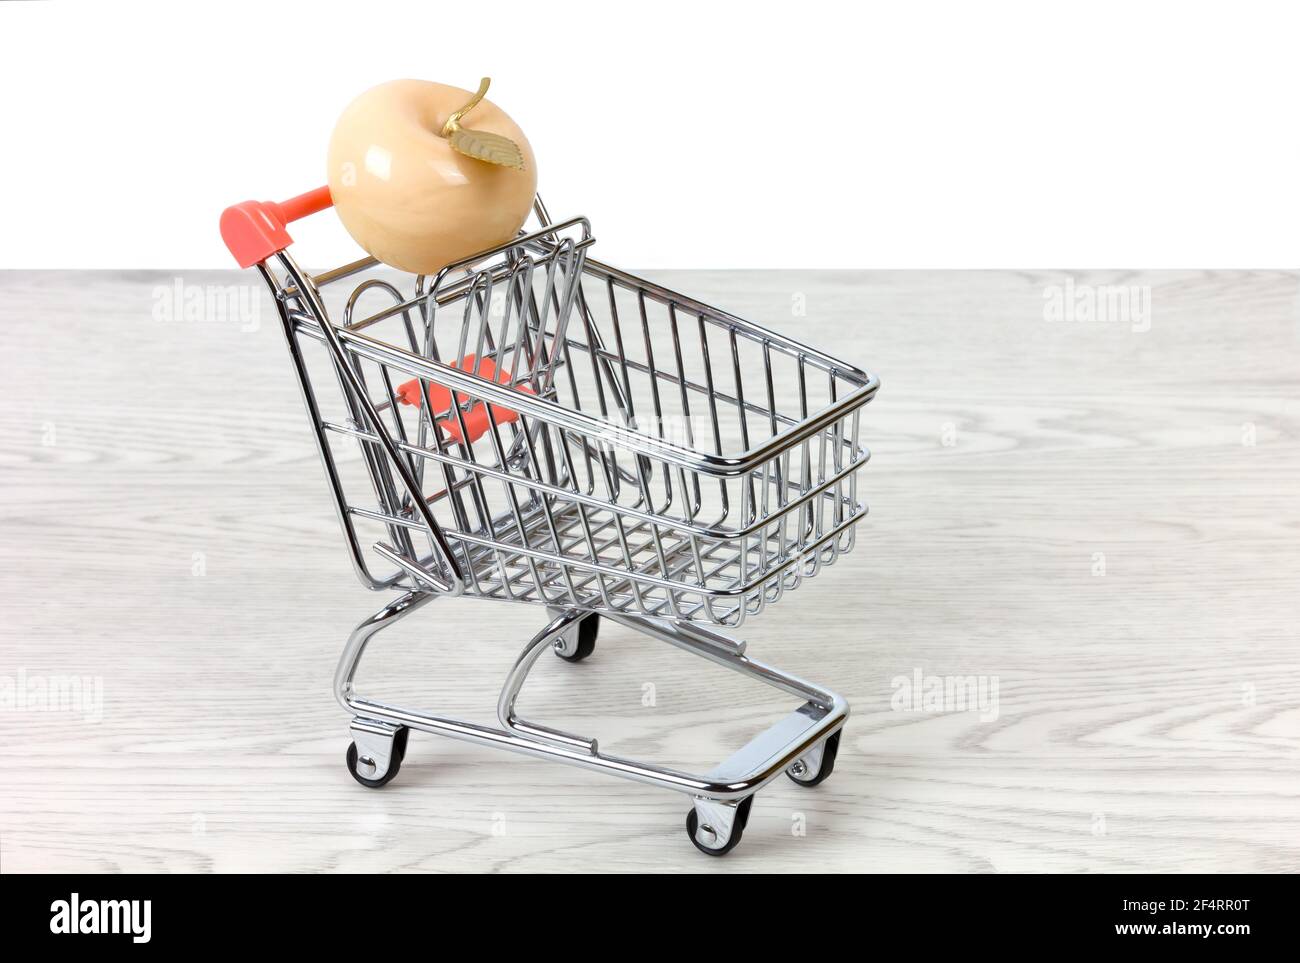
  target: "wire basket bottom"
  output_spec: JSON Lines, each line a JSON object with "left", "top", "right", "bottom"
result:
{"left": 398, "top": 495, "right": 863, "bottom": 627}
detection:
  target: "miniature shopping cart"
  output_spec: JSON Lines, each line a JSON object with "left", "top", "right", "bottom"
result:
{"left": 220, "top": 186, "right": 879, "bottom": 855}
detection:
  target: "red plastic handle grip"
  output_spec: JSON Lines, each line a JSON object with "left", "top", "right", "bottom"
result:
{"left": 220, "top": 186, "right": 333, "bottom": 268}
{"left": 273, "top": 186, "right": 333, "bottom": 224}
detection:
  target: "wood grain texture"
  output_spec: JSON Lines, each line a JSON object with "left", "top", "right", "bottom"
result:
{"left": 1, "top": 268, "right": 1297, "bottom": 873}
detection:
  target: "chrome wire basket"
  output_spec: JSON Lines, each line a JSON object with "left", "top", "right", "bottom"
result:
{"left": 221, "top": 186, "right": 879, "bottom": 855}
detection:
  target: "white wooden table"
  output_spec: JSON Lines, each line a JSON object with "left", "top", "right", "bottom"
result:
{"left": 2, "top": 269, "right": 1297, "bottom": 873}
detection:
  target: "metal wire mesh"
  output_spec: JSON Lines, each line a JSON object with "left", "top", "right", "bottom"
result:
{"left": 261, "top": 208, "right": 879, "bottom": 626}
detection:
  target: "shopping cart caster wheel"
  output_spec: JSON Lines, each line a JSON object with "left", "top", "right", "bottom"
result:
{"left": 685, "top": 795, "right": 754, "bottom": 856}
{"left": 346, "top": 726, "right": 409, "bottom": 789}
{"left": 554, "top": 614, "right": 598, "bottom": 663}
{"left": 786, "top": 729, "right": 841, "bottom": 788}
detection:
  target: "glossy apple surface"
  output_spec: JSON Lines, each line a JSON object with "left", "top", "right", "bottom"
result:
{"left": 327, "top": 79, "right": 537, "bottom": 274}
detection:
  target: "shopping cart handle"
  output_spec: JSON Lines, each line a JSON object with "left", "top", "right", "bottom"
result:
{"left": 220, "top": 186, "right": 333, "bottom": 268}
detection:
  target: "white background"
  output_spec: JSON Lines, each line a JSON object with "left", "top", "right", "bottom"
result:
{"left": 0, "top": 0, "right": 1296, "bottom": 269}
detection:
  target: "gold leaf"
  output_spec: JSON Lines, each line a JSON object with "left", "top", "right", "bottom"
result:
{"left": 449, "top": 125, "right": 525, "bottom": 170}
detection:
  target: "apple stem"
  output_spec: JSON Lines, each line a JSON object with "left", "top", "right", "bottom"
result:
{"left": 442, "top": 77, "right": 491, "bottom": 137}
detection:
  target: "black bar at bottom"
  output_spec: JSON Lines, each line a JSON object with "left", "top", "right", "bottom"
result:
{"left": 0, "top": 872, "right": 1281, "bottom": 948}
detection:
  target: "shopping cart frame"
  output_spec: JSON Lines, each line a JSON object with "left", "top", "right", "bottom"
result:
{"left": 221, "top": 186, "right": 878, "bottom": 855}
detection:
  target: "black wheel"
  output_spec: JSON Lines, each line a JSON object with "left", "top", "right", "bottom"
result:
{"left": 685, "top": 795, "right": 754, "bottom": 857}
{"left": 555, "top": 614, "right": 598, "bottom": 663}
{"left": 786, "top": 730, "right": 840, "bottom": 788}
{"left": 346, "top": 726, "right": 409, "bottom": 789}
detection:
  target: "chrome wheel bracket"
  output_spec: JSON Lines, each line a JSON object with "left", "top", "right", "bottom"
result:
{"left": 350, "top": 717, "right": 402, "bottom": 781}
{"left": 787, "top": 738, "right": 827, "bottom": 783}
{"left": 691, "top": 797, "right": 744, "bottom": 851}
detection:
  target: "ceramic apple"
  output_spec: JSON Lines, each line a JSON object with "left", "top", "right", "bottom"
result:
{"left": 327, "top": 79, "right": 537, "bottom": 274}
